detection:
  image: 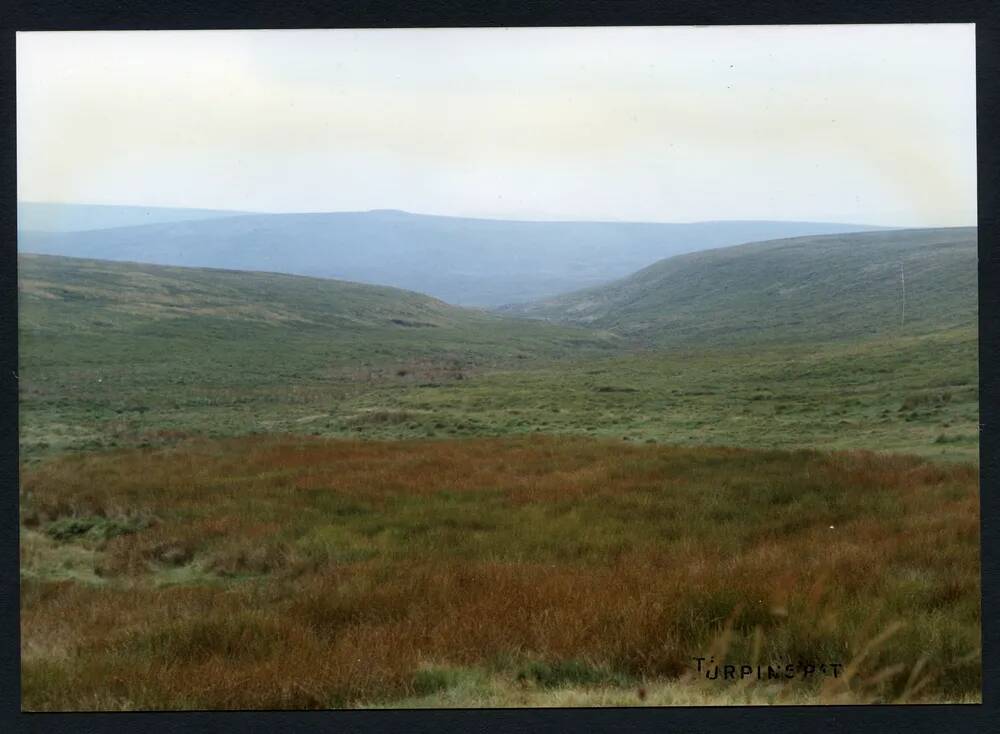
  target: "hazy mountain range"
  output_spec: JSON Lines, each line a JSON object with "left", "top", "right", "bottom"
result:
{"left": 16, "top": 202, "right": 257, "bottom": 232}
{"left": 18, "top": 202, "right": 890, "bottom": 307}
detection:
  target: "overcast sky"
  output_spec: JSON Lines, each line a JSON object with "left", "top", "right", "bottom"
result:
{"left": 17, "top": 25, "right": 976, "bottom": 226}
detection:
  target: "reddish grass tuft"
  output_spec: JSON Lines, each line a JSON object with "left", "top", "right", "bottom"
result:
{"left": 20, "top": 435, "right": 980, "bottom": 709}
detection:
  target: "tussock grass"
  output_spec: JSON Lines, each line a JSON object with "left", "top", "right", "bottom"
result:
{"left": 20, "top": 435, "right": 980, "bottom": 709}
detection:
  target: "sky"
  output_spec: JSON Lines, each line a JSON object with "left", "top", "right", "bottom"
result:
{"left": 16, "top": 25, "right": 976, "bottom": 226}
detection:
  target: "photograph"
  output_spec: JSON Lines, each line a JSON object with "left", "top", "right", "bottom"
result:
{"left": 15, "top": 24, "right": 980, "bottom": 709}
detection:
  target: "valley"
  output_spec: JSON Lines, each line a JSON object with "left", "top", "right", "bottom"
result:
{"left": 17, "top": 224, "right": 981, "bottom": 708}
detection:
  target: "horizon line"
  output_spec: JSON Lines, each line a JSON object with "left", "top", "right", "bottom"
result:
{"left": 18, "top": 199, "right": 979, "bottom": 230}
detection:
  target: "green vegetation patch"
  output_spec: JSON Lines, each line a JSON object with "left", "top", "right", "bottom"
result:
{"left": 516, "top": 659, "right": 634, "bottom": 689}
{"left": 44, "top": 514, "right": 152, "bottom": 543}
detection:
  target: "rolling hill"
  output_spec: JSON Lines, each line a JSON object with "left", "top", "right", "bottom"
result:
{"left": 500, "top": 227, "right": 978, "bottom": 347}
{"left": 18, "top": 208, "right": 887, "bottom": 306}
{"left": 18, "top": 254, "right": 620, "bottom": 455}
{"left": 18, "top": 240, "right": 978, "bottom": 461}
{"left": 18, "top": 253, "right": 615, "bottom": 363}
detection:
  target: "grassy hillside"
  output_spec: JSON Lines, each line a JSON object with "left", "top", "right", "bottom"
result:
{"left": 18, "top": 210, "right": 886, "bottom": 306}
{"left": 18, "top": 251, "right": 977, "bottom": 461}
{"left": 502, "top": 228, "right": 977, "bottom": 347}
{"left": 18, "top": 254, "right": 617, "bottom": 355}
{"left": 20, "top": 436, "right": 980, "bottom": 709}
{"left": 17, "top": 255, "right": 617, "bottom": 457}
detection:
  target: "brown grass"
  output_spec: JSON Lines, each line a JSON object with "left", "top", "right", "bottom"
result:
{"left": 19, "top": 435, "right": 980, "bottom": 709}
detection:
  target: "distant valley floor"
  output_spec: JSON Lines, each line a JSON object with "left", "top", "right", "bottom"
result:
{"left": 20, "top": 326, "right": 979, "bottom": 463}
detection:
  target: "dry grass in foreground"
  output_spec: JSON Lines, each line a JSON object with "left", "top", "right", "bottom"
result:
{"left": 19, "top": 435, "right": 980, "bottom": 709}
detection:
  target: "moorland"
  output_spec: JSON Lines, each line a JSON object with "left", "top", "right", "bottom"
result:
{"left": 17, "top": 223, "right": 980, "bottom": 708}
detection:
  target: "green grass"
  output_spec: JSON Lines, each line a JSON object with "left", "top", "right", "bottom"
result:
{"left": 17, "top": 254, "right": 617, "bottom": 458}
{"left": 20, "top": 320, "right": 978, "bottom": 461}
{"left": 505, "top": 227, "right": 977, "bottom": 348}
{"left": 18, "top": 246, "right": 977, "bottom": 462}
{"left": 375, "top": 327, "right": 979, "bottom": 460}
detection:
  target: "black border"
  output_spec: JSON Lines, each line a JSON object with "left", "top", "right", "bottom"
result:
{"left": 1, "top": 1, "right": 997, "bottom": 732}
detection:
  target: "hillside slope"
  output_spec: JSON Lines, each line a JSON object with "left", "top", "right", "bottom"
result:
{"left": 18, "top": 254, "right": 623, "bottom": 455}
{"left": 19, "top": 254, "right": 615, "bottom": 363}
{"left": 18, "top": 253, "right": 978, "bottom": 461}
{"left": 18, "top": 209, "right": 886, "bottom": 306}
{"left": 501, "top": 227, "right": 977, "bottom": 347}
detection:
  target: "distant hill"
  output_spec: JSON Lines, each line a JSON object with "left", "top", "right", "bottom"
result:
{"left": 18, "top": 207, "right": 887, "bottom": 306}
{"left": 500, "top": 227, "right": 978, "bottom": 347}
{"left": 17, "top": 202, "right": 255, "bottom": 232}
